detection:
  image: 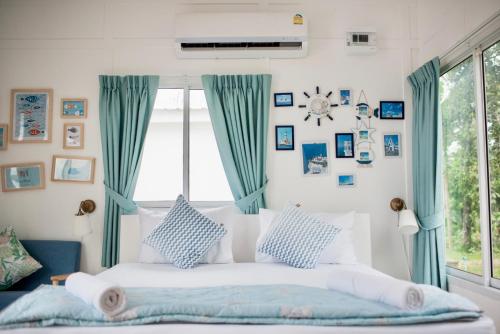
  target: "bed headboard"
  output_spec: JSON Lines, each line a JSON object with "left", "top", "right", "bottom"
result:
{"left": 119, "top": 211, "right": 372, "bottom": 266}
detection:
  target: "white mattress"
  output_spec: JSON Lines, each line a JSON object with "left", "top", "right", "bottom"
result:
{"left": 7, "top": 263, "right": 495, "bottom": 334}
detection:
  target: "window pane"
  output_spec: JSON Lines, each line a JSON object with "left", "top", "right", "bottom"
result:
{"left": 189, "top": 90, "right": 233, "bottom": 201}
{"left": 483, "top": 41, "right": 500, "bottom": 279}
{"left": 440, "top": 57, "right": 483, "bottom": 275}
{"left": 134, "top": 89, "right": 184, "bottom": 201}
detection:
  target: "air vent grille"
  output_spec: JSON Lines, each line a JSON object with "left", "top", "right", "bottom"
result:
{"left": 180, "top": 41, "right": 303, "bottom": 51}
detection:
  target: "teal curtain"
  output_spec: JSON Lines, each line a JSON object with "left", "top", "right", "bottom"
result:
{"left": 408, "top": 57, "right": 447, "bottom": 289}
{"left": 202, "top": 74, "right": 271, "bottom": 214}
{"left": 99, "top": 75, "right": 159, "bottom": 267}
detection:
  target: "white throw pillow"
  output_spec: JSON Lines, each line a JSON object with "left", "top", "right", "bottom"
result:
{"left": 255, "top": 209, "right": 357, "bottom": 264}
{"left": 138, "top": 206, "right": 235, "bottom": 264}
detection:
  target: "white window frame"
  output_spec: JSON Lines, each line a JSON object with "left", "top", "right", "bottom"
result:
{"left": 135, "top": 76, "right": 233, "bottom": 209}
{"left": 440, "top": 12, "right": 500, "bottom": 290}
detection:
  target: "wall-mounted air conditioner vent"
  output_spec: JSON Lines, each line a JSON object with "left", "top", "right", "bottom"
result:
{"left": 346, "top": 28, "right": 377, "bottom": 55}
{"left": 175, "top": 13, "right": 308, "bottom": 59}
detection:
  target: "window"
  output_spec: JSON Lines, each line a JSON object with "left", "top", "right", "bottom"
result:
{"left": 483, "top": 41, "right": 500, "bottom": 279}
{"left": 441, "top": 57, "right": 483, "bottom": 276}
{"left": 134, "top": 84, "right": 232, "bottom": 204}
{"left": 440, "top": 35, "right": 500, "bottom": 288}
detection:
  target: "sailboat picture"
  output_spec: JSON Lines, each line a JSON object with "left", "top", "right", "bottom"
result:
{"left": 275, "top": 125, "right": 294, "bottom": 150}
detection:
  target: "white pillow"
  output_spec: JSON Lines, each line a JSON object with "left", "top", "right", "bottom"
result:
{"left": 255, "top": 209, "right": 357, "bottom": 264}
{"left": 138, "top": 206, "right": 235, "bottom": 264}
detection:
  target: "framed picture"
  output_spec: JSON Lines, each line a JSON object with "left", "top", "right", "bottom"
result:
{"left": 61, "top": 98, "right": 87, "bottom": 118}
{"left": 63, "top": 123, "right": 84, "bottom": 149}
{"left": 301, "top": 141, "right": 329, "bottom": 176}
{"left": 51, "top": 155, "right": 95, "bottom": 183}
{"left": 10, "top": 89, "right": 53, "bottom": 143}
{"left": 275, "top": 125, "right": 294, "bottom": 151}
{"left": 380, "top": 101, "right": 404, "bottom": 120}
{"left": 383, "top": 133, "right": 402, "bottom": 158}
{"left": 337, "top": 173, "right": 356, "bottom": 187}
{"left": 335, "top": 133, "right": 355, "bottom": 158}
{"left": 1, "top": 162, "right": 45, "bottom": 192}
{"left": 339, "top": 89, "right": 352, "bottom": 106}
{"left": 274, "top": 93, "right": 294, "bottom": 107}
{"left": 0, "top": 124, "right": 7, "bottom": 150}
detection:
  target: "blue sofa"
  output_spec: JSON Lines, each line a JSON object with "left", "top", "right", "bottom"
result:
{"left": 0, "top": 240, "right": 81, "bottom": 311}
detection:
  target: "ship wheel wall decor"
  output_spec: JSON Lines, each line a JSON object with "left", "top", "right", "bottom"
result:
{"left": 299, "top": 86, "right": 338, "bottom": 126}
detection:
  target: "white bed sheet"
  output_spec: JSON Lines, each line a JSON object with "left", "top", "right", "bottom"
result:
{"left": 6, "top": 263, "right": 495, "bottom": 334}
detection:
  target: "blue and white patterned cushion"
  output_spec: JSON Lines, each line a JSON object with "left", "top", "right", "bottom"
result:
{"left": 144, "top": 195, "right": 227, "bottom": 269}
{"left": 257, "top": 205, "right": 342, "bottom": 269}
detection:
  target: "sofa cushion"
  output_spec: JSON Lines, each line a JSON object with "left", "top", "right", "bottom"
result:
{"left": 0, "top": 227, "right": 42, "bottom": 291}
{"left": 9, "top": 240, "right": 81, "bottom": 291}
{"left": 0, "top": 290, "right": 28, "bottom": 311}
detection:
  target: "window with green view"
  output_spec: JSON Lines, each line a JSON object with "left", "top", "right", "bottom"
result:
{"left": 483, "top": 41, "right": 500, "bottom": 279}
{"left": 440, "top": 57, "right": 483, "bottom": 276}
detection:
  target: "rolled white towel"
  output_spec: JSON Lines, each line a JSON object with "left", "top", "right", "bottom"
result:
{"left": 65, "top": 272, "right": 127, "bottom": 317}
{"left": 326, "top": 268, "right": 424, "bottom": 310}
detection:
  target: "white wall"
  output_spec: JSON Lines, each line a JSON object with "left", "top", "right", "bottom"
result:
{"left": 0, "top": 0, "right": 416, "bottom": 278}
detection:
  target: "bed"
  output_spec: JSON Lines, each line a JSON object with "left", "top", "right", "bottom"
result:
{"left": 3, "top": 212, "right": 496, "bottom": 333}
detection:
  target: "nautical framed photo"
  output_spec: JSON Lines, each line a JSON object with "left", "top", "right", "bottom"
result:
{"left": 10, "top": 88, "right": 53, "bottom": 143}
{"left": 61, "top": 98, "right": 87, "bottom": 119}
{"left": 337, "top": 173, "right": 356, "bottom": 188}
{"left": 1, "top": 162, "right": 45, "bottom": 192}
{"left": 301, "top": 141, "right": 329, "bottom": 176}
{"left": 63, "top": 123, "right": 84, "bottom": 149}
{"left": 339, "top": 88, "right": 352, "bottom": 106}
{"left": 335, "top": 133, "right": 355, "bottom": 158}
{"left": 274, "top": 92, "right": 294, "bottom": 107}
{"left": 0, "top": 124, "right": 7, "bottom": 150}
{"left": 275, "top": 125, "right": 294, "bottom": 151}
{"left": 383, "top": 133, "right": 402, "bottom": 158}
{"left": 380, "top": 101, "right": 404, "bottom": 120}
{"left": 51, "top": 155, "right": 95, "bottom": 184}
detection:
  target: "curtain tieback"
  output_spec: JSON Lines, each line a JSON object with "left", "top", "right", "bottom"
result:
{"left": 235, "top": 181, "right": 268, "bottom": 211}
{"left": 416, "top": 211, "right": 444, "bottom": 231}
{"left": 104, "top": 183, "right": 137, "bottom": 213}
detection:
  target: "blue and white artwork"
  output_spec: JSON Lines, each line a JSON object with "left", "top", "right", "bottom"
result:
{"left": 339, "top": 89, "right": 351, "bottom": 106}
{"left": 338, "top": 174, "right": 355, "bottom": 187}
{"left": 302, "top": 142, "right": 329, "bottom": 175}
{"left": 384, "top": 133, "right": 401, "bottom": 157}
{"left": 11, "top": 90, "right": 51, "bottom": 142}
{"left": 335, "top": 133, "right": 354, "bottom": 158}
{"left": 274, "top": 93, "right": 293, "bottom": 107}
{"left": 2, "top": 164, "right": 44, "bottom": 191}
{"left": 275, "top": 126, "right": 294, "bottom": 150}
{"left": 52, "top": 156, "right": 94, "bottom": 183}
{"left": 62, "top": 99, "right": 86, "bottom": 118}
{"left": 380, "top": 101, "right": 404, "bottom": 119}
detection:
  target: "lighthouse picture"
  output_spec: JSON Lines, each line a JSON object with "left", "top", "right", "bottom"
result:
{"left": 384, "top": 133, "right": 401, "bottom": 157}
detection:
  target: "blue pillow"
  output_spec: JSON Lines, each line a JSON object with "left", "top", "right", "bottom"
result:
{"left": 144, "top": 195, "right": 226, "bottom": 269}
{"left": 257, "top": 205, "right": 342, "bottom": 269}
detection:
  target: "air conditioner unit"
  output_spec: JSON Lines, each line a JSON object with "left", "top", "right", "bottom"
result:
{"left": 174, "top": 13, "right": 308, "bottom": 59}
{"left": 346, "top": 28, "right": 377, "bottom": 55}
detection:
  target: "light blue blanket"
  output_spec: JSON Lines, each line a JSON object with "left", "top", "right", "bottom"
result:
{"left": 0, "top": 284, "right": 480, "bottom": 329}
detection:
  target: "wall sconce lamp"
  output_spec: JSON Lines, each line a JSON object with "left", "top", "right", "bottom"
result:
{"left": 74, "top": 199, "right": 96, "bottom": 238}
{"left": 390, "top": 198, "right": 419, "bottom": 235}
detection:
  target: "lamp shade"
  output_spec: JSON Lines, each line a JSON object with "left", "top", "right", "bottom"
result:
{"left": 73, "top": 214, "right": 92, "bottom": 238}
{"left": 398, "top": 209, "right": 419, "bottom": 235}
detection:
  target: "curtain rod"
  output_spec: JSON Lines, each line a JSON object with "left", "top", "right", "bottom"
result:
{"left": 440, "top": 10, "right": 500, "bottom": 60}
